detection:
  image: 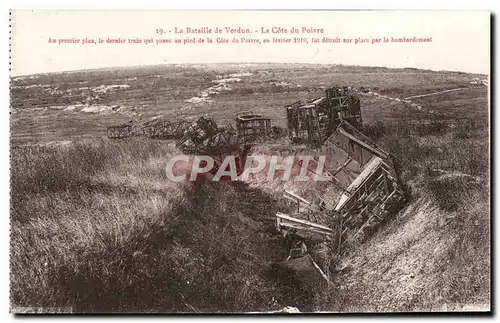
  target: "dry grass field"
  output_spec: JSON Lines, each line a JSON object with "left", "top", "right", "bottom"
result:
{"left": 10, "top": 64, "right": 490, "bottom": 312}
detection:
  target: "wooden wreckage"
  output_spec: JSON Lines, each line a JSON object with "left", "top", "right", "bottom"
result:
{"left": 105, "top": 86, "right": 409, "bottom": 287}
{"left": 107, "top": 110, "right": 272, "bottom": 143}
{"left": 275, "top": 118, "right": 408, "bottom": 287}
{"left": 235, "top": 111, "right": 272, "bottom": 143}
{"left": 106, "top": 88, "right": 407, "bottom": 256}
{"left": 107, "top": 110, "right": 274, "bottom": 180}
{"left": 276, "top": 120, "right": 407, "bottom": 251}
{"left": 286, "top": 86, "right": 362, "bottom": 146}
{"left": 277, "top": 88, "right": 408, "bottom": 259}
{"left": 107, "top": 118, "right": 191, "bottom": 140}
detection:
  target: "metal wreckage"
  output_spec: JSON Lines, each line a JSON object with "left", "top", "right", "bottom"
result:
{"left": 107, "top": 87, "right": 409, "bottom": 262}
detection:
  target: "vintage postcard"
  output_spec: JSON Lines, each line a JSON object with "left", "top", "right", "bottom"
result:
{"left": 9, "top": 10, "right": 490, "bottom": 313}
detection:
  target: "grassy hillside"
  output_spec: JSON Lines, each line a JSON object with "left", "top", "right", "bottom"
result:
{"left": 11, "top": 139, "right": 317, "bottom": 312}
{"left": 10, "top": 64, "right": 490, "bottom": 312}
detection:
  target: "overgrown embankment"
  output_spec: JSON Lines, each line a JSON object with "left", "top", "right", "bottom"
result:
{"left": 10, "top": 117, "right": 490, "bottom": 312}
{"left": 10, "top": 139, "right": 319, "bottom": 312}
{"left": 314, "top": 119, "right": 490, "bottom": 311}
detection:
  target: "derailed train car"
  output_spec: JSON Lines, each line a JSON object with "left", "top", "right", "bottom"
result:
{"left": 285, "top": 87, "right": 362, "bottom": 146}
{"left": 277, "top": 88, "right": 408, "bottom": 255}
{"left": 106, "top": 118, "right": 190, "bottom": 140}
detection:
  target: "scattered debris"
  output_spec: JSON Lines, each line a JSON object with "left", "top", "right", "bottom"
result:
{"left": 276, "top": 212, "right": 333, "bottom": 241}
{"left": 228, "top": 72, "right": 253, "bottom": 78}
{"left": 93, "top": 84, "right": 131, "bottom": 94}
{"left": 470, "top": 78, "right": 489, "bottom": 87}
{"left": 63, "top": 104, "right": 84, "bottom": 111}
{"left": 184, "top": 73, "right": 250, "bottom": 106}
{"left": 184, "top": 96, "right": 214, "bottom": 105}
{"left": 81, "top": 105, "right": 114, "bottom": 114}
{"left": 272, "top": 81, "right": 293, "bottom": 87}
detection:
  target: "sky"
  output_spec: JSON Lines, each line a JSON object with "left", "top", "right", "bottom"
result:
{"left": 10, "top": 10, "right": 490, "bottom": 76}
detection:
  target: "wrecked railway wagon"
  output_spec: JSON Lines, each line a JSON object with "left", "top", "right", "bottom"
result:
{"left": 176, "top": 116, "right": 240, "bottom": 155}
{"left": 142, "top": 119, "right": 190, "bottom": 139}
{"left": 286, "top": 87, "right": 362, "bottom": 146}
{"left": 107, "top": 118, "right": 190, "bottom": 139}
{"left": 235, "top": 111, "right": 272, "bottom": 142}
{"left": 107, "top": 123, "right": 133, "bottom": 139}
{"left": 325, "top": 121, "right": 408, "bottom": 251}
{"left": 277, "top": 115, "right": 408, "bottom": 254}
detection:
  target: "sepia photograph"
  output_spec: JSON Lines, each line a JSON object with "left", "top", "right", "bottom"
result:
{"left": 9, "top": 10, "right": 491, "bottom": 313}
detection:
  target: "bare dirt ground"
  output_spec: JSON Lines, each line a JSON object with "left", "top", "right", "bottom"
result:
{"left": 10, "top": 64, "right": 490, "bottom": 312}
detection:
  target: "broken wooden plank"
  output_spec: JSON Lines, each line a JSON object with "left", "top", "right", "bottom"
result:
{"left": 278, "top": 222, "right": 333, "bottom": 240}
{"left": 284, "top": 190, "right": 311, "bottom": 205}
{"left": 380, "top": 189, "right": 398, "bottom": 208}
{"left": 330, "top": 176, "right": 352, "bottom": 194}
{"left": 276, "top": 212, "right": 333, "bottom": 233}
{"left": 337, "top": 127, "right": 389, "bottom": 159}
{"left": 308, "top": 254, "right": 333, "bottom": 286}
{"left": 283, "top": 191, "right": 319, "bottom": 214}
{"left": 275, "top": 216, "right": 281, "bottom": 231}
{"left": 337, "top": 218, "right": 343, "bottom": 254}
{"left": 330, "top": 156, "right": 353, "bottom": 177}
{"left": 278, "top": 221, "right": 332, "bottom": 234}
{"left": 334, "top": 156, "right": 383, "bottom": 211}
{"left": 341, "top": 190, "right": 400, "bottom": 247}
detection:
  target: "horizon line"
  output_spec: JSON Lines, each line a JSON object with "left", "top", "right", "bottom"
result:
{"left": 10, "top": 62, "right": 489, "bottom": 78}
